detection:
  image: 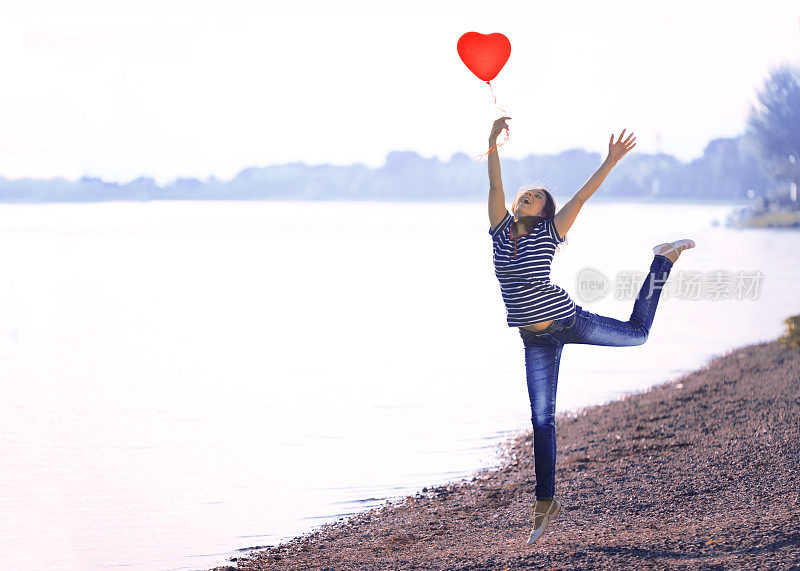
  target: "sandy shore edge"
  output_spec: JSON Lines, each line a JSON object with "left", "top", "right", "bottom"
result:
{"left": 215, "top": 337, "right": 800, "bottom": 570}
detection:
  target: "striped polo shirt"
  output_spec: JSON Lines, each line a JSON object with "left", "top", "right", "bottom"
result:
{"left": 489, "top": 209, "right": 577, "bottom": 327}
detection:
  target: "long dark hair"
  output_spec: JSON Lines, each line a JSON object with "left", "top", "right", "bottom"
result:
{"left": 511, "top": 186, "right": 566, "bottom": 246}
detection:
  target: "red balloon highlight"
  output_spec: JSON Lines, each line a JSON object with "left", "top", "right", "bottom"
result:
{"left": 457, "top": 32, "right": 511, "bottom": 82}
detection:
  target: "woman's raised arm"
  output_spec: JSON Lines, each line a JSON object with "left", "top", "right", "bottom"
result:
{"left": 552, "top": 129, "right": 636, "bottom": 238}
{"left": 488, "top": 116, "right": 511, "bottom": 230}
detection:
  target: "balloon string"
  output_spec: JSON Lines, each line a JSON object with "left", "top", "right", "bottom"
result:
{"left": 487, "top": 81, "right": 508, "bottom": 114}
{"left": 472, "top": 128, "right": 509, "bottom": 162}
{"left": 472, "top": 81, "right": 510, "bottom": 162}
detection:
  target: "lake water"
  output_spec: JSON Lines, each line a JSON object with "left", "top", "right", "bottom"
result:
{"left": 0, "top": 200, "right": 796, "bottom": 570}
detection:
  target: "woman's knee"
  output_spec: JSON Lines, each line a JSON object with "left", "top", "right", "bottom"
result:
{"left": 531, "top": 412, "right": 555, "bottom": 429}
{"left": 628, "top": 321, "right": 649, "bottom": 345}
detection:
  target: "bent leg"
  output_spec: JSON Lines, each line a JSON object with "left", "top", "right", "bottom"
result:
{"left": 565, "top": 254, "right": 674, "bottom": 347}
{"left": 523, "top": 341, "right": 563, "bottom": 500}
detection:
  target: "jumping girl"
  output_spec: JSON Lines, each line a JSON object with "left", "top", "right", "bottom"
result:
{"left": 486, "top": 116, "right": 695, "bottom": 543}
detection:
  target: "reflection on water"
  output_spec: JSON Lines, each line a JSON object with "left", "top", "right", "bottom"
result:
{"left": 0, "top": 199, "right": 795, "bottom": 570}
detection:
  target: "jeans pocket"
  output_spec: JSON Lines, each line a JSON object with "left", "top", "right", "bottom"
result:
{"left": 549, "top": 313, "right": 577, "bottom": 334}
{"left": 550, "top": 317, "right": 568, "bottom": 332}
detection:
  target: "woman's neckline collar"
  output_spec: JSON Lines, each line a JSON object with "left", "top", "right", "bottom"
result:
{"left": 510, "top": 218, "right": 545, "bottom": 240}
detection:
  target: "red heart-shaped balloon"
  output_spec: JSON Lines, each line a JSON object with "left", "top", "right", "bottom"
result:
{"left": 457, "top": 32, "right": 511, "bottom": 82}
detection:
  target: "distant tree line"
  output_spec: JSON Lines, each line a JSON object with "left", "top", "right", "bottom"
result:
{"left": 3, "top": 62, "right": 799, "bottom": 205}
{"left": 0, "top": 135, "right": 775, "bottom": 204}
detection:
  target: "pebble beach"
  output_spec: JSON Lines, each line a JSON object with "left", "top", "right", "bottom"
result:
{"left": 216, "top": 336, "right": 800, "bottom": 570}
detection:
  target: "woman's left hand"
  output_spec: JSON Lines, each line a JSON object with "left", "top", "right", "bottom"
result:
{"left": 607, "top": 129, "right": 636, "bottom": 164}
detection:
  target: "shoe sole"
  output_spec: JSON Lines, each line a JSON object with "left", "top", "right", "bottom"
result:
{"left": 526, "top": 500, "right": 561, "bottom": 544}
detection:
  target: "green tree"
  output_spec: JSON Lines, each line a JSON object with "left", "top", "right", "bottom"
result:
{"left": 746, "top": 63, "right": 800, "bottom": 203}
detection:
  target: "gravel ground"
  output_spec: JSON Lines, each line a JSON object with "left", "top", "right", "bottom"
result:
{"left": 217, "top": 339, "right": 800, "bottom": 570}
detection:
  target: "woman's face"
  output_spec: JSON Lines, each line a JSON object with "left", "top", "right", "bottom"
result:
{"left": 514, "top": 189, "right": 546, "bottom": 219}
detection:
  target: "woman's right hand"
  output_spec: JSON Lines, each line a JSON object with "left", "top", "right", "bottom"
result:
{"left": 489, "top": 116, "right": 511, "bottom": 142}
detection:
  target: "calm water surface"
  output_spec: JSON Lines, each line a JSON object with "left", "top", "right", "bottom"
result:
{"left": 0, "top": 200, "right": 795, "bottom": 570}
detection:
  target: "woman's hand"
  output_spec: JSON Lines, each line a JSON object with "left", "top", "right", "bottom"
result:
{"left": 607, "top": 129, "right": 636, "bottom": 164}
{"left": 490, "top": 116, "right": 511, "bottom": 143}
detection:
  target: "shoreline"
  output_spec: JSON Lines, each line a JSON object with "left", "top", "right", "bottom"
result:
{"left": 729, "top": 209, "right": 800, "bottom": 230}
{"left": 218, "top": 337, "right": 800, "bottom": 570}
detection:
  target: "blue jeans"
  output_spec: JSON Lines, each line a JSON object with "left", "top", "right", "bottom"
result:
{"left": 518, "top": 254, "right": 674, "bottom": 500}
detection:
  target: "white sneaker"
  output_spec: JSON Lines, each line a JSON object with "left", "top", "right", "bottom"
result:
{"left": 526, "top": 498, "right": 561, "bottom": 544}
{"left": 653, "top": 239, "right": 696, "bottom": 261}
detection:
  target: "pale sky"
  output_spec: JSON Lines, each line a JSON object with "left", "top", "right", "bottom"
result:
{"left": 0, "top": 1, "right": 798, "bottom": 185}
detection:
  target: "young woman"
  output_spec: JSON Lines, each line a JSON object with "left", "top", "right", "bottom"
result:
{"left": 487, "top": 116, "right": 695, "bottom": 544}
